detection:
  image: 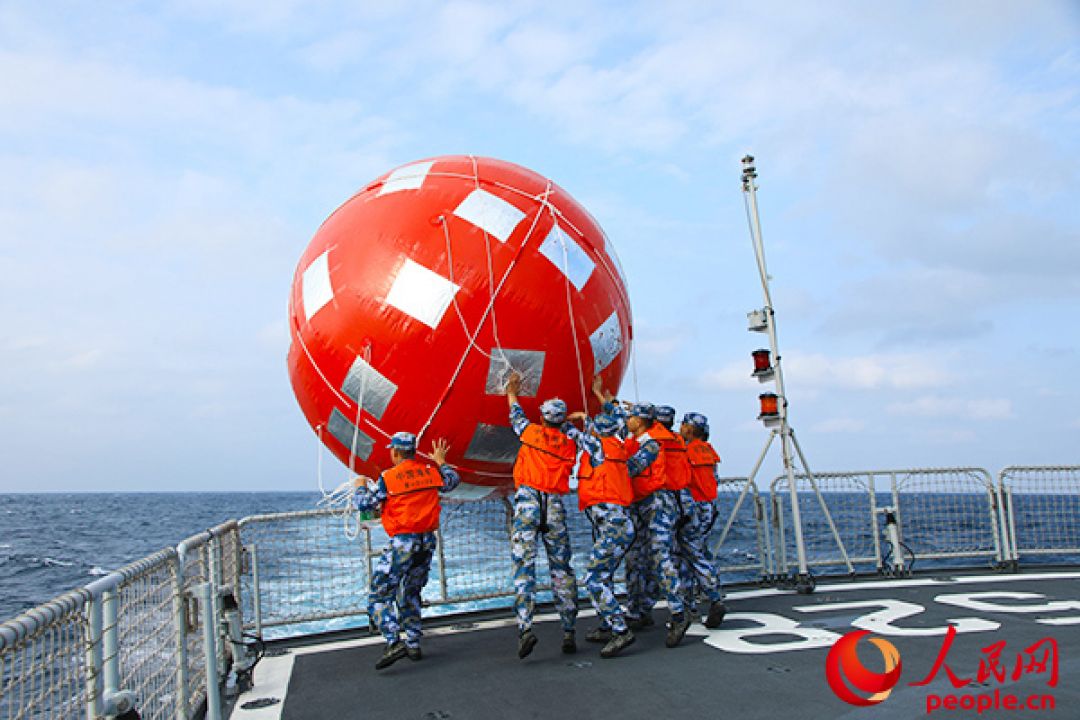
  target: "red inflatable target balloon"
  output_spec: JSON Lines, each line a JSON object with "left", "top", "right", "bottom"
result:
{"left": 287, "top": 156, "right": 633, "bottom": 489}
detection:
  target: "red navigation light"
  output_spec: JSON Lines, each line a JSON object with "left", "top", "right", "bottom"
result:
{"left": 758, "top": 393, "right": 779, "bottom": 419}
{"left": 752, "top": 349, "right": 772, "bottom": 373}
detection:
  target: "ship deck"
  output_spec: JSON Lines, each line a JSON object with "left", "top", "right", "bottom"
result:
{"left": 229, "top": 568, "right": 1078, "bottom": 719}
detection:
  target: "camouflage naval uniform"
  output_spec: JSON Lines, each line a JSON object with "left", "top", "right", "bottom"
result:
{"left": 583, "top": 424, "right": 658, "bottom": 634}
{"left": 354, "top": 463, "right": 461, "bottom": 650}
{"left": 677, "top": 496, "right": 725, "bottom": 611}
{"left": 509, "top": 402, "right": 604, "bottom": 635}
{"left": 605, "top": 402, "right": 686, "bottom": 623}
{"left": 583, "top": 503, "right": 634, "bottom": 633}
{"left": 627, "top": 488, "right": 685, "bottom": 620}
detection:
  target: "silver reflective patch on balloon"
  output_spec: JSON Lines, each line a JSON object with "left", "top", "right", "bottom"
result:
{"left": 485, "top": 349, "right": 545, "bottom": 397}
{"left": 590, "top": 311, "right": 624, "bottom": 374}
{"left": 385, "top": 258, "right": 460, "bottom": 329}
{"left": 453, "top": 188, "right": 526, "bottom": 243}
{"left": 538, "top": 223, "right": 595, "bottom": 291}
{"left": 377, "top": 160, "right": 435, "bottom": 196}
{"left": 341, "top": 356, "right": 398, "bottom": 421}
{"left": 301, "top": 251, "right": 334, "bottom": 322}
{"left": 327, "top": 408, "right": 375, "bottom": 461}
{"left": 464, "top": 423, "right": 521, "bottom": 464}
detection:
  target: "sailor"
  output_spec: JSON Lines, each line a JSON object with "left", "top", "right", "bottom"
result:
{"left": 655, "top": 405, "right": 700, "bottom": 619}
{"left": 353, "top": 432, "right": 460, "bottom": 670}
{"left": 570, "top": 406, "right": 649, "bottom": 658}
{"left": 679, "top": 412, "right": 727, "bottom": 627}
{"left": 609, "top": 399, "right": 692, "bottom": 648}
{"left": 506, "top": 372, "right": 604, "bottom": 658}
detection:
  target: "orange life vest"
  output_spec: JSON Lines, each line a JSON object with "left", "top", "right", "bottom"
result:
{"left": 380, "top": 459, "right": 445, "bottom": 536}
{"left": 686, "top": 438, "right": 721, "bottom": 502}
{"left": 653, "top": 425, "right": 691, "bottom": 492}
{"left": 626, "top": 429, "right": 666, "bottom": 502}
{"left": 513, "top": 424, "right": 577, "bottom": 494}
{"left": 577, "top": 436, "right": 633, "bottom": 510}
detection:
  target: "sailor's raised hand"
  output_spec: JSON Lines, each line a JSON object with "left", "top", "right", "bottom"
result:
{"left": 431, "top": 438, "right": 450, "bottom": 466}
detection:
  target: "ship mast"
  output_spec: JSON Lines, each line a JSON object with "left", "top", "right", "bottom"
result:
{"left": 740, "top": 155, "right": 851, "bottom": 594}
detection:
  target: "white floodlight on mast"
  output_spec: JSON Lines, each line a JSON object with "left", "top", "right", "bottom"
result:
{"left": 739, "top": 155, "right": 852, "bottom": 594}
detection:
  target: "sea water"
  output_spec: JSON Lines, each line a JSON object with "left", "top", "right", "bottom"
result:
{"left": 0, "top": 492, "right": 316, "bottom": 620}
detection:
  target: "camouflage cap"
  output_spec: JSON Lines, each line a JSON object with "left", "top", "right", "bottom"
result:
{"left": 540, "top": 398, "right": 568, "bottom": 423}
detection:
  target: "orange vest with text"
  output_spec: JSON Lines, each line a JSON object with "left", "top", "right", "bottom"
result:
{"left": 686, "top": 438, "right": 721, "bottom": 502}
{"left": 626, "top": 429, "right": 666, "bottom": 502}
{"left": 654, "top": 426, "right": 691, "bottom": 492}
{"left": 514, "top": 424, "right": 577, "bottom": 494}
{"left": 577, "top": 436, "right": 633, "bottom": 510}
{"left": 380, "top": 459, "right": 445, "bottom": 536}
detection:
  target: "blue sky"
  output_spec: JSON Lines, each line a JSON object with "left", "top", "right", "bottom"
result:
{"left": 1, "top": 1, "right": 1077, "bottom": 492}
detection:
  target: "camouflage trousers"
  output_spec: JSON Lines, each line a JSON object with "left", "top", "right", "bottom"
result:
{"left": 583, "top": 503, "right": 635, "bottom": 634}
{"left": 510, "top": 486, "right": 578, "bottom": 633}
{"left": 368, "top": 532, "right": 436, "bottom": 648}
{"left": 625, "top": 490, "right": 685, "bottom": 618}
{"left": 676, "top": 497, "right": 725, "bottom": 609}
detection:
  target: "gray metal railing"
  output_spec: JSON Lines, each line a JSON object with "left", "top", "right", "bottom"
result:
{"left": 711, "top": 477, "right": 771, "bottom": 579}
{"left": 767, "top": 467, "right": 1007, "bottom": 578}
{"left": 890, "top": 467, "right": 1004, "bottom": 567}
{"left": 0, "top": 588, "right": 90, "bottom": 720}
{"left": 768, "top": 471, "right": 880, "bottom": 576}
{"left": 999, "top": 465, "right": 1080, "bottom": 565}
{"left": 0, "top": 521, "right": 238, "bottom": 720}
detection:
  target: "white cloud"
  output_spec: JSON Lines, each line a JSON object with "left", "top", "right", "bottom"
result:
{"left": 810, "top": 417, "right": 866, "bottom": 434}
{"left": 701, "top": 351, "right": 953, "bottom": 393}
{"left": 700, "top": 361, "right": 758, "bottom": 391}
{"left": 785, "top": 352, "right": 953, "bottom": 391}
{"left": 887, "top": 395, "right": 1013, "bottom": 420}
{"left": 633, "top": 322, "right": 689, "bottom": 362}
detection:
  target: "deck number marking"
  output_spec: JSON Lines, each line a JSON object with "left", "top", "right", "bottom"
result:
{"left": 793, "top": 599, "right": 999, "bottom": 637}
{"left": 934, "top": 591, "right": 1080, "bottom": 626}
{"left": 699, "top": 612, "right": 842, "bottom": 654}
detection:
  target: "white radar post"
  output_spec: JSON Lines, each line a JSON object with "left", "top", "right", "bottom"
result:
{"left": 740, "top": 155, "right": 852, "bottom": 594}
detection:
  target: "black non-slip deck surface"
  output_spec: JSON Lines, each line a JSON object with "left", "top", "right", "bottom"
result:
{"left": 279, "top": 574, "right": 1079, "bottom": 720}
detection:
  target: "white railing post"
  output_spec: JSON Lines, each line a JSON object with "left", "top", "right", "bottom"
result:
{"left": 85, "top": 592, "right": 104, "bottom": 720}
{"left": 435, "top": 528, "right": 450, "bottom": 602}
{"left": 173, "top": 551, "right": 190, "bottom": 720}
{"left": 997, "top": 469, "right": 1017, "bottom": 566}
{"left": 198, "top": 581, "right": 222, "bottom": 720}
{"left": 102, "top": 588, "right": 119, "bottom": 707}
{"left": 250, "top": 544, "right": 263, "bottom": 640}
{"left": 208, "top": 534, "right": 226, "bottom": 680}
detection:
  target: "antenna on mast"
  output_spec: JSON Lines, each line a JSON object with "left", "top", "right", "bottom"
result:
{"left": 738, "top": 154, "right": 852, "bottom": 594}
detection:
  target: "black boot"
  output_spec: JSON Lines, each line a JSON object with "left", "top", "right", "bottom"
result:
{"left": 665, "top": 613, "right": 691, "bottom": 648}
{"left": 518, "top": 630, "right": 538, "bottom": 659}
{"left": 586, "top": 626, "right": 613, "bottom": 643}
{"left": 375, "top": 641, "right": 408, "bottom": 669}
{"left": 561, "top": 631, "right": 577, "bottom": 654}
{"left": 600, "top": 630, "right": 636, "bottom": 659}
{"left": 406, "top": 645, "right": 422, "bottom": 661}
{"left": 704, "top": 600, "right": 727, "bottom": 629}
